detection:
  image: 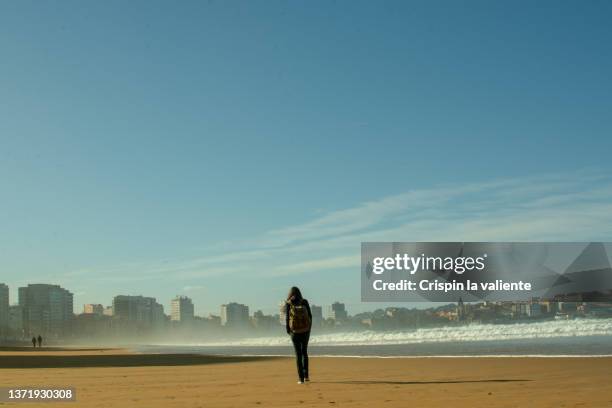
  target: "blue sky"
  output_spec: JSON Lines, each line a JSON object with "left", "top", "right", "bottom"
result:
{"left": 1, "top": 1, "right": 611, "bottom": 316}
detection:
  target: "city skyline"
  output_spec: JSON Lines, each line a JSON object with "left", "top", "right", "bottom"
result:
{"left": 3, "top": 280, "right": 609, "bottom": 343}
{"left": 0, "top": 282, "right": 344, "bottom": 321}
{"left": 1, "top": 1, "right": 612, "bottom": 315}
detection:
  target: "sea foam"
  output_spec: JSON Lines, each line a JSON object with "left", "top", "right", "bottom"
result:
{"left": 190, "top": 318, "right": 612, "bottom": 347}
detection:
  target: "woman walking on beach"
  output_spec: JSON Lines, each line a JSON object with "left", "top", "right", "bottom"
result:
{"left": 285, "top": 287, "right": 312, "bottom": 384}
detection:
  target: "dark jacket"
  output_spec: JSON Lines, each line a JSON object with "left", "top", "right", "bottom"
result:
{"left": 285, "top": 298, "right": 312, "bottom": 334}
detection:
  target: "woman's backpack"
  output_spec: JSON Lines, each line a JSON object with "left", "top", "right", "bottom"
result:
{"left": 289, "top": 300, "right": 311, "bottom": 333}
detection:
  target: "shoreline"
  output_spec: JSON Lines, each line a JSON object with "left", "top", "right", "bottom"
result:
{"left": 143, "top": 353, "right": 612, "bottom": 358}
{"left": 4, "top": 346, "right": 612, "bottom": 358}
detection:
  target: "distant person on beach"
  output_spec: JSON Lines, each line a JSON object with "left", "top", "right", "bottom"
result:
{"left": 37, "top": 335, "right": 43, "bottom": 348}
{"left": 31, "top": 337, "right": 37, "bottom": 348}
{"left": 285, "top": 286, "right": 312, "bottom": 384}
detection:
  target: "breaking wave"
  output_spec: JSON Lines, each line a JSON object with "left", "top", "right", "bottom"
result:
{"left": 194, "top": 318, "right": 612, "bottom": 347}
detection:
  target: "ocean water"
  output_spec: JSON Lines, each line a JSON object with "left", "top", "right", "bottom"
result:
{"left": 139, "top": 318, "right": 612, "bottom": 357}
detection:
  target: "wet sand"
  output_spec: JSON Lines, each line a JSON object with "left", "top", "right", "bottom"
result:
{"left": 0, "top": 348, "right": 611, "bottom": 407}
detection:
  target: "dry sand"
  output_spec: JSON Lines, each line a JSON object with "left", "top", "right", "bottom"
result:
{"left": 1, "top": 348, "right": 611, "bottom": 407}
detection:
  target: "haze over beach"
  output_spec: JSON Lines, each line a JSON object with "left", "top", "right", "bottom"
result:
{"left": 2, "top": 0, "right": 612, "bottom": 407}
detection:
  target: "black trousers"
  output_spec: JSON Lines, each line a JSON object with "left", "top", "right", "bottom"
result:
{"left": 291, "top": 331, "right": 310, "bottom": 380}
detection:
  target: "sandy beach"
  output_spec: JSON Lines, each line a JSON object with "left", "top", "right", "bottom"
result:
{"left": 1, "top": 348, "right": 611, "bottom": 407}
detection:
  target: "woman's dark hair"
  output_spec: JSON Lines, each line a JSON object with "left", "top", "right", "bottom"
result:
{"left": 287, "top": 286, "right": 303, "bottom": 302}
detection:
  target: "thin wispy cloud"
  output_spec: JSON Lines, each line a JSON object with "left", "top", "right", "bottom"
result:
{"left": 182, "top": 285, "right": 205, "bottom": 292}
{"left": 62, "top": 169, "right": 612, "bottom": 287}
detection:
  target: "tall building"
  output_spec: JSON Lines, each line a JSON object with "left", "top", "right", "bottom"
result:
{"left": 329, "top": 301, "right": 348, "bottom": 321}
{"left": 18, "top": 284, "right": 74, "bottom": 337}
{"left": 220, "top": 302, "right": 249, "bottom": 327}
{"left": 83, "top": 304, "right": 104, "bottom": 315}
{"left": 526, "top": 302, "right": 542, "bottom": 317}
{"left": 310, "top": 304, "right": 323, "bottom": 326}
{"left": 153, "top": 303, "right": 165, "bottom": 326}
{"left": 0, "top": 284, "right": 9, "bottom": 337}
{"left": 112, "top": 295, "right": 165, "bottom": 328}
{"left": 251, "top": 310, "right": 276, "bottom": 330}
{"left": 278, "top": 300, "right": 287, "bottom": 325}
{"left": 9, "top": 305, "right": 24, "bottom": 336}
{"left": 170, "top": 296, "right": 194, "bottom": 322}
